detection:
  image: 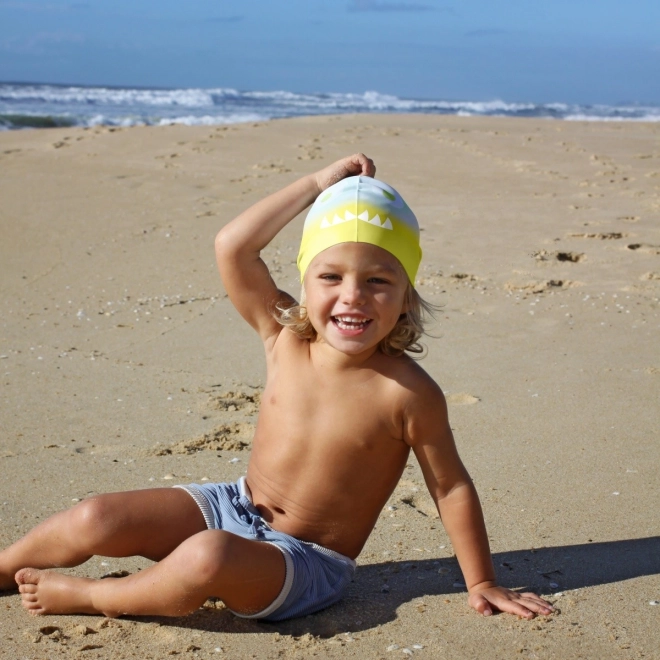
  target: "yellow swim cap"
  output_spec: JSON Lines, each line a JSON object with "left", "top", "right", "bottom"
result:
{"left": 297, "top": 176, "right": 422, "bottom": 283}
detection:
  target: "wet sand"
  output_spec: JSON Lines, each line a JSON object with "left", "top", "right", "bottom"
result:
{"left": 1, "top": 115, "right": 659, "bottom": 659}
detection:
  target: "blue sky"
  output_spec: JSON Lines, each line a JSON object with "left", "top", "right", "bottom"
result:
{"left": 1, "top": 0, "right": 658, "bottom": 104}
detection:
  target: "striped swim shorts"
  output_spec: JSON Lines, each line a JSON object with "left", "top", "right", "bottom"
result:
{"left": 174, "top": 477, "right": 356, "bottom": 621}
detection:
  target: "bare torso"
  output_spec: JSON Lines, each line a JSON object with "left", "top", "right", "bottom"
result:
{"left": 245, "top": 330, "right": 423, "bottom": 559}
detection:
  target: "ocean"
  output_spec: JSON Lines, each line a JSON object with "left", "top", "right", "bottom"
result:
{"left": 1, "top": 82, "right": 659, "bottom": 130}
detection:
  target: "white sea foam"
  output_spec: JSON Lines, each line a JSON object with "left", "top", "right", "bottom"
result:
{"left": 0, "top": 84, "right": 217, "bottom": 108}
{"left": 565, "top": 114, "right": 660, "bottom": 122}
{"left": 1, "top": 83, "right": 658, "bottom": 129}
{"left": 156, "top": 113, "right": 266, "bottom": 126}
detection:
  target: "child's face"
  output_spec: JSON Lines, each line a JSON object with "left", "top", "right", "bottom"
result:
{"left": 303, "top": 242, "right": 408, "bottom": 358}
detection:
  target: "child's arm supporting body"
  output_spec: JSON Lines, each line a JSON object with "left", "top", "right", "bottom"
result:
{"left": 404, "top": 379, "right": 554, "bottom": 619}
{"left": 214, "top": 154, "right": 375, "bottom": 344}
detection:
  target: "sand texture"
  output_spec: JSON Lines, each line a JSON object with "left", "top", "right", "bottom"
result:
{"left": 1, "top": 115, "right": 659, "bottom": 659}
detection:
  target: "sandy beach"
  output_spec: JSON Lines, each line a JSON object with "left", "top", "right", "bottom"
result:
{"left": 1, "top": 115, "right": 659, "bottom": 659}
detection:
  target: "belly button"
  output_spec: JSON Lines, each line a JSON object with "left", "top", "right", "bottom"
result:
{"left": 274, "top": 506, "right": 285, "bottom": 515}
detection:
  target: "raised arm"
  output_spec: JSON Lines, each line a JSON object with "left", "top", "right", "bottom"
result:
{"left": 405, "top": 382, "right": 554, "bottom": 619}
{"left": 214, "top": 154, "right": 375, "bottom": 343}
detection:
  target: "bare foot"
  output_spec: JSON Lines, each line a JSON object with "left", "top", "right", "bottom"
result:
{"left": 16, "top": 568, "right": 99, "bottom": 616}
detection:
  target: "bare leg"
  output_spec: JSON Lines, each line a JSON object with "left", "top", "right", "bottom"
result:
{"left": 0, "top": 488, "right": 206, "bottom": 590}
{"left": 17, "top": 530, "right": 286, "bottom": 618}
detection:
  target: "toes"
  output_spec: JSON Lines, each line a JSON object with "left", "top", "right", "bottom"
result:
{"left": 15, "top": 567, "right": 40, "bottom": 585}
{"left": 21, "top": 595, "right": 42, "bottom": 610}
{"left": 18, "top": 583, "right": 37, "bottom": 594}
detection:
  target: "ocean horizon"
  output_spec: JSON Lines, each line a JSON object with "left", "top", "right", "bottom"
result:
{"left": 2, "top": 81, "right": 659, "bottom": 131}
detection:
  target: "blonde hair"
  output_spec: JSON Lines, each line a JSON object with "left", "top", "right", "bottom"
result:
{"left": 274, "top": 282, "right": 436, "bottom": 357}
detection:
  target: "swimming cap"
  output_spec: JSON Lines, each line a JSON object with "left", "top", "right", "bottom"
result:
{"left": 297, "top": 176, "right": 422, "bottom": 283}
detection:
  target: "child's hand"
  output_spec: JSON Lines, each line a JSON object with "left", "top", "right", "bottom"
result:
{"left": 468, "top": 584, "right": 555, "bottom": 619}
{"left": 314, "top": 153, "right": 376, "bottom": 193}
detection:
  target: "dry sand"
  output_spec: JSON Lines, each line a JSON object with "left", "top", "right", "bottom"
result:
{"left": 0, "top": 115, "right": 659, "bottom": 659}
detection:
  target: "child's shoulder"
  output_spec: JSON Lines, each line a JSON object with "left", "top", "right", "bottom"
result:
{"left": 376, "top": 352, "right": 446, "bottom": 408}
{"left": 381, "top": 356, "right": 451, "bottom": 448}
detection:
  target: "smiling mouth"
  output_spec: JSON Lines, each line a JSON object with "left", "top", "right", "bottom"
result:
{"left": 332, "top": 316, "right": 372, "bottom": 331}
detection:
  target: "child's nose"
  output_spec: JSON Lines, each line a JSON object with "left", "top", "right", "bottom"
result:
{"left": 340, "top": 280, "right": 366, "bottom": 305}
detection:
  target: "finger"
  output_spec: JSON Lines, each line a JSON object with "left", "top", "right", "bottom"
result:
{"left": 483, "top": 593, "right": 537, "bottom": 619}
{"left": 361, "top": 155, "right": 376, "bottom": 177}
{"left": 467, "top": 593, "right": 493, "bottom": 617}
{"left": 503, "top": 601, "right": 536, "bottom": 619}
{"left": 349, "top": 153, "right": 376, "bottom": 177}
{"left": 517, "top": 594, "right": 555, "bottom": 615}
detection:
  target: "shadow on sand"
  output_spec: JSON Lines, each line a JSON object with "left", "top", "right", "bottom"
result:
{"left": 141, "top": 535, "right": 659, "bottom": 636}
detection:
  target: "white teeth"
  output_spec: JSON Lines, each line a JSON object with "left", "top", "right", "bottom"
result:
{"left": 333, "top": 316, "right": 370, "bottom": 330}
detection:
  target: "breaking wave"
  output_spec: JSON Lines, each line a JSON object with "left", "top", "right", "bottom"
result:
{"left": 1, "top": 83, "right": 658, "bottom": 130}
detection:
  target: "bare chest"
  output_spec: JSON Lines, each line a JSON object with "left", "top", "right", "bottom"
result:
{"left": 260, "top": 367, "right": 403, "bottom": 451}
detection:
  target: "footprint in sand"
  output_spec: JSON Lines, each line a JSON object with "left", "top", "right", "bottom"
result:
{"left": 207, "top": 388, "right": 262, "bottom": 414}
{"left": 251, "top": 160, "right": 292, "bottom": 174}
{"left": 627, "top": 243, "right": 660, "bottom": 255}
{"left": 155, "top": 422, "right": 255, "bottom": 455}
{"left": 504, "top": 279, "right": 577, "bottom": 294}
{"left": 532, "top": 250, "right": 585, "bottom": 263}
{"left": 153, "top": 387, "right": 262, "bottom": 455}
{"left": 416, "top": 271, "right": 481, "bottom": 289}
{"left": 568, "top": 232, "right": 627, "bottom": 240}
{"left": 568, "top": 204, "right": 591, "bottom": 210}
{"left": 297, "top": 137, "right": 324, "bottom": 161}
{"left": 446, "top": 393, "right": 480, "bottom": 405}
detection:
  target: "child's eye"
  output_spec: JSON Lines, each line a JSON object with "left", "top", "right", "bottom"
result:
{"left": 368, "top": 277, "right": 390, "bottom": 284}
{"left": 320, "top": 274, "right": 341, "bottom": 281}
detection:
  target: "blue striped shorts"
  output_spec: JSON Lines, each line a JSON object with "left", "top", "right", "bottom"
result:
{"left": 174, "top": 477, "right": 356, "bottom": 621}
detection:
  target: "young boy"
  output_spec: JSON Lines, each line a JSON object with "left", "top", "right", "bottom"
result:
{"left": 0, "top": 153, "right": 553, "bottom": 622}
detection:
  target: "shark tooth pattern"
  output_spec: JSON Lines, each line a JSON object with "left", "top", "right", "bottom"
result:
{"left": 321, "top": 209, "right": 393, "bottom": 230}
{"left": 320, "top": 212, "right": 355, "bottom": 228}
{"left": 298, "top": 175, "right": 421, "bottom": 283}
{"left": 361, "top": 212, "right": 394, "bottom": 230}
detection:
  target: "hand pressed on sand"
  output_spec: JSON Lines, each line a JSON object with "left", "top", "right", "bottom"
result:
{"left": 468, "top": 584, "right": 554, "bottom": 619}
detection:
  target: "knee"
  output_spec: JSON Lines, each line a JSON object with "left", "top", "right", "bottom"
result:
{"left": 178, "top": 530, "right": 238, "bottom": 586}
{"left": 68, "top": 496, "right": 118, "bottom": 548}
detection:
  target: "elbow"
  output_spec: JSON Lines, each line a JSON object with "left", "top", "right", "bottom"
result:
{"left": 214, "top": 226, "right": 228, "bottom": 253}
{"left": 214, "top": 225, "right": 235, "bottom": 263}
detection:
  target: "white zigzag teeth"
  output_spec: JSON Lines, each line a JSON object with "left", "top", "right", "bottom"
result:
{"left": 319, "top": 211, "right": 393, "bottom": 230}
{"left": 360, "top": 212, "right": 393, "bottom": 229}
